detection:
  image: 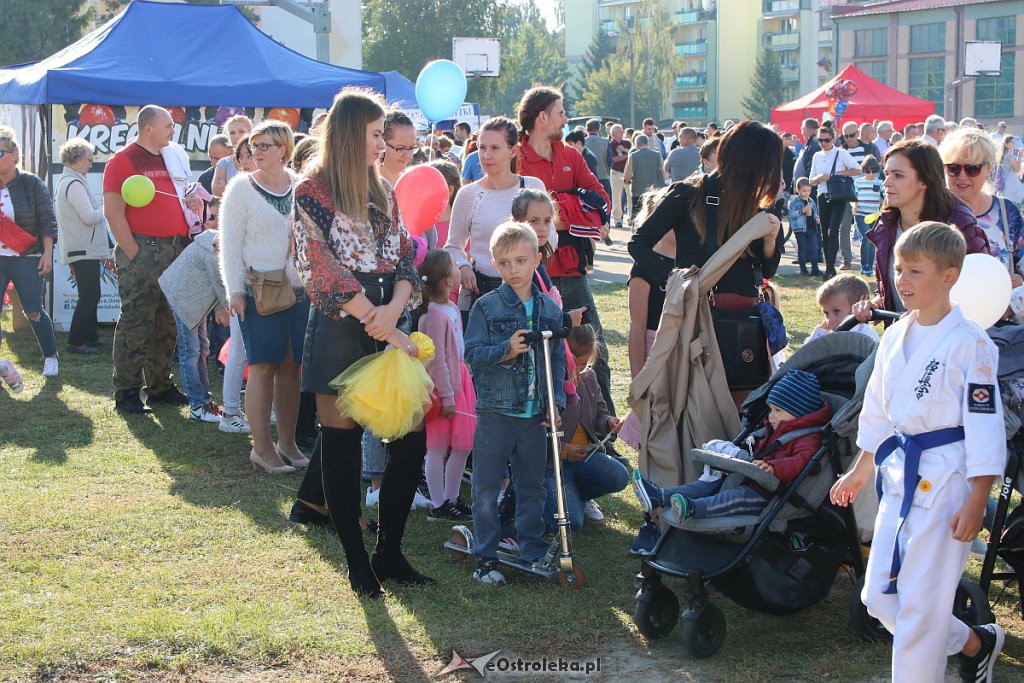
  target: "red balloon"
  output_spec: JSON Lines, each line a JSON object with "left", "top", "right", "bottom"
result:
{"left": 843, "top": 80, "right": 858, "bottom": 97}
{"left": 266, "top": 107, "right": 300, "bottom": 131}
{"left": 394, "top": 165, "right": 449, "bottom": 237}
{"left": 80, "top": 104, "right": 115, "bottom": 126}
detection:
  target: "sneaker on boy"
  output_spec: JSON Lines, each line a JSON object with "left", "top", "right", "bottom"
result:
{"left": 188, "top": 404, "right": 220, "bottom": 423}
{"left": 427, "top": 501, "right": 467, "bottom": 522}
{"left": 958, "top": 623, "right": 1004, "bottom": 683}
{"left": 629, "top": 515, "right": 659, "bottom": 556}
{"left": 473, "top": 559, "right": 506, "bottom": 586}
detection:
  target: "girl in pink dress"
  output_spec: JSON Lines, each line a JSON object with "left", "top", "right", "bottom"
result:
{"left": 417, "top": 249, "right": 477, "bottom": 521}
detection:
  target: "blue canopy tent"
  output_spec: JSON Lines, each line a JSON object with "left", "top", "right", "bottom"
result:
{"left": 0, "top": 1, "right": 389, "bottom": 176}
{"left": 0, "top": 1, "right": 386, "bottom": 107}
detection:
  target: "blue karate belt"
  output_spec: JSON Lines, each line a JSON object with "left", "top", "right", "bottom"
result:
{"left": 873, "top": 426, "right": 965, "bottom": 595}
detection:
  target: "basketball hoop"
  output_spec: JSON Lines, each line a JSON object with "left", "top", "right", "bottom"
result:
{"left": 453, "top": 37, "right": 501, "bottom": 79}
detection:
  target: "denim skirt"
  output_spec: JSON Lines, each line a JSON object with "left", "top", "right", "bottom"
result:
{"left": 238, "top": 290, "right": 310, "bottom": 364}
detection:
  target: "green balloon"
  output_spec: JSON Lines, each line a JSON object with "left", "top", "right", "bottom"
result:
{"left": 121, "top": 174, "right": 155, "bottom": 207}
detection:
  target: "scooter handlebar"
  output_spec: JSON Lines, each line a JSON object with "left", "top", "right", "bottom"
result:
{"left": 522, "top": 328, "right": 571, "bottom": 344}
{"left": 834, "top": 309, "right": 901, "bottom": 332}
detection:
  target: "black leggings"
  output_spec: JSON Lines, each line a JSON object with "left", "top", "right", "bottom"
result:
{"left": 69, "top": 259, "right": 101, "bottom": 346}
{"left": 817, "top": 197, "right": 850, "bottom": 277}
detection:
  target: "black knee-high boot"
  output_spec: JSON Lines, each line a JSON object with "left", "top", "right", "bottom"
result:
{"left": 372, "top": 429, "right": 435, "bottom": 585}
{"left": 320, "top": 425, "right": 384, "bottom": 597}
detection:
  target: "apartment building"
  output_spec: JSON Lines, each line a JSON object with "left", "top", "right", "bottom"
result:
{"left": 757, "top": 0, "right": 845, "bottom": 102}
{"left": 833, "top": 0, "right": 1024, "bottom": 128}
{"left": 565, "top": 0, "right": 760, "bottom": 125}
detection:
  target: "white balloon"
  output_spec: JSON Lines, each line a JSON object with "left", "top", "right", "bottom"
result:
{"left": 949, "top": 253, "right": 1012, "bottom": 329}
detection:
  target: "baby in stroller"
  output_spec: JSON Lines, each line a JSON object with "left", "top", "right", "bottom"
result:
{"left": 632, "top": 370, "right": 831, "bottom": 521}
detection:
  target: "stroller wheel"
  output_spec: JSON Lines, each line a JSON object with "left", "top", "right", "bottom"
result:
{"left": 954, "top": 578, "right": 995, "bottom": 627}
{"left": 680, "top": 602, "right": 726, "bottom": 658}
{"left": 847, "top": 575, "right": 892, "bottom": 643}
{"left": 448, "top": 527, "right": 472, "bottom": 562}
{"left": 633, "top": 585, "right": 679, "bottom": 639}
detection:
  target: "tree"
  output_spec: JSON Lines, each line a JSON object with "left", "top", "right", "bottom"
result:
{"left": 573, "top": 1, "right": 676, "bottom": 125}
{"left": 0, "top": 0, "right": 92, "bottom": 67}
{"left": 742, "top": 47, "right": 786, "bottom": 122}
{"left": 473, "top": 22, "right": 567, "bottom": 117}
{"left": 572, "top": 30, "right": 615, "bottom": 98}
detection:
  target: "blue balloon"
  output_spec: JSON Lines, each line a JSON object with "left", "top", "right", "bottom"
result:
{"left": 415, "top": 60, "right": 468, "bottom": 122}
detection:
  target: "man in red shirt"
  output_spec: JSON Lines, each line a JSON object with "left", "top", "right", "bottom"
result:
{"left": 516, "top": 86, "right": 617, "bottom": 420}
{"left": 103, "top": 105, "right": 191, "bottom": 414}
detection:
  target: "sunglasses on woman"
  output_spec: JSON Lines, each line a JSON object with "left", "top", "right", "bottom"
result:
{"left": 817, "top": 137, "right": 833, "bottom": 144}
{"left": 944, "top": 163, "right": 984, "bottom": 178}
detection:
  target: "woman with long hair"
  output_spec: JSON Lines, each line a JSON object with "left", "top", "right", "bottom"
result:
{"left": 854, "top": 140, "right": 988, "bottom": 318}
{"left": 995, "top": 134, "right": 1024, "bottom": 206}
{"left": 290, "top": 89, "right": 428, "bottom": 598}
{"left": 444, "top": 116, "right": 548, "bottom": 301}
{"left": 626, "top": 120, "right": 784, "bottom": 555}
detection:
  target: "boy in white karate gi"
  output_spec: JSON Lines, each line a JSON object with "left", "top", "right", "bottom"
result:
{"left": 831, "top": 222, "right": 1006, "bottom": 683}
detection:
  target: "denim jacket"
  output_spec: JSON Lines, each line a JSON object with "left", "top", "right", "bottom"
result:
{"left": 787, "top": 194, "right": 819, "bottom": 233}
{"left": 465, "top": 282, "right": 567, "bottom": 415}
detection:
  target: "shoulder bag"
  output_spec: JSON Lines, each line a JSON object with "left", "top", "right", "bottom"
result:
{"left": 246, "top": 223, "right": 296, "bottom": 316}
{"left": 824, "top": 151, "right": 856, "bottom": 202}
{"left": 703, "top": 175, "right": 771, "bottom": 390}
{"left": 0, "top": 214, "right": 37, "bottom": 254}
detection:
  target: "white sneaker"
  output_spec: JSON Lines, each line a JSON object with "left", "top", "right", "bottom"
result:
{"left": 412, "top": 489, "right": 432, "bottom": 510}
{"left": 366, "top": 485, "right": 381, "bottom": 508}
{"left": 583, "top": 499, "right": 605, "bottom": 522}
{"left": 473, "top": 560, "right": 506, "bottom": 586}
{"left": 42, "top": 357, "right": 58, "bottom": 377}
{"left": 219, "top": 413, "right": 251, "bottom": 433}
{"left": 189, "top": 405, "right": 220, "bottom": 423}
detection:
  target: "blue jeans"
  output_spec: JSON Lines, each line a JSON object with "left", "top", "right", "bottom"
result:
{"left": 174, "top": 313, "right": 210, "bottom": 410}
{"left": 543, "top": 449, "right": 629, "bottom": 530}
{"left": 472, "top": 412, "right": 549, "bottom": 562}
{"left": 0, "top": 255, "right": 57, "bottom": 358}
{"left": 794, "top": 228, "right": 821, "bottom": 273}
{"left": 855, "top": 215, "right": 876, "bottom": 274}
{"left": 664, "top": 479, "right": 768, "bottom": 518}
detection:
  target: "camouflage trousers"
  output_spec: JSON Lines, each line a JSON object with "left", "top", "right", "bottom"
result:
{"left": 112, "top": 236, "right": 185, "bottom": 400}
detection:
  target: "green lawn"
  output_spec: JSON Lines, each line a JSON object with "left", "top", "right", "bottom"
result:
{"left": 2, "top": 278, "right": 1023, "bottom": 681}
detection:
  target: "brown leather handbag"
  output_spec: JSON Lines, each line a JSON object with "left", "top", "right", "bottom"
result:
{"left": 246, "top": 266, "right": 295, "bottom": 315}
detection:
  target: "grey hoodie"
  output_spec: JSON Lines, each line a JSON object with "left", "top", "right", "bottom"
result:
{"left": 158, "top": 229, "right": 228, "bottom": 329}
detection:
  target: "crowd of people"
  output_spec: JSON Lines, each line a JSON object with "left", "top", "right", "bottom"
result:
{"left": 4, "top": 87, "right": 1024, "bottom": 681}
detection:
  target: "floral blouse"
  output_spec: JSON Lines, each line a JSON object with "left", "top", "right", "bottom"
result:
{"left": 292, "top": 174, "right": 419, "bottom": 320}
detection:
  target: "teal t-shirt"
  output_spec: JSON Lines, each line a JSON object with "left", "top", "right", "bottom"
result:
{"left": 504, "top": 296, "right": 539, "bottom": 418}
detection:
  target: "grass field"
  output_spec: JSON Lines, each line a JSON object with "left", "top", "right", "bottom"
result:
{"left": 2, "top": 276, "right": 1024, "bottom": 682}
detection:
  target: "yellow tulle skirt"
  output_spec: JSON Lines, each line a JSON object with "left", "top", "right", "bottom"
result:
{"left": 329, "top": 332, "right": 436, "bottom": 440}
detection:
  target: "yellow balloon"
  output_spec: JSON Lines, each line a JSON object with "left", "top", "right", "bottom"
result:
{"left": 121, "top": 175, "right": 155, "bottom": 207}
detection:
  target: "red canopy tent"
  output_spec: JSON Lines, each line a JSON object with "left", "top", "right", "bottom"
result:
{"left": 771, "top": 65, "right": 935, "bottom": 136}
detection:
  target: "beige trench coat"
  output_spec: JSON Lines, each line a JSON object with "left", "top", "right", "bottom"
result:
{"left": 627, "top": 229, "right": 760, "bottom": 487}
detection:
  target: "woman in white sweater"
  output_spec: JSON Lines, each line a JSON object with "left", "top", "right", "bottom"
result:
{"left": 444, "top": 117, "right": 552, "bottom": 304}
{"left": 56, "top": 138, "right": 109, "bottom": 353}
{"left": 220, "top": 120, "right": 309, "bottom": 474}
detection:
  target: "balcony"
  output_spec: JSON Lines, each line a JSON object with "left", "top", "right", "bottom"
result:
{"left": 781, "top": 67, "right": 800, "bottom": 81}
{"left": 600, "top": 20, "right": 618, "bottom": 34}
{"left": 673, "top": 103, "right": 708, "bottom": 120}
{"left": 673, "top": 8, "right": 716, "bottom": 24}
{"left": 675, "top": 73, "right": 708, "bottom": 89}
{"left": 763, "top": 30, "right": 800, "bottom": 49}
{"left": 762, "top": 0, "right": 807, "bottom": 15}
{"left": 818, "top": 28, "right": 832, "bottom": 44}
{"left": 675, "top": 40, "right": 708, "bottom": 56}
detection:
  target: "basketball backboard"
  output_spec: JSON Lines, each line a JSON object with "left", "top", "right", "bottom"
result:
{"left": 965, "top": 41, "right": 1001, "bottom": 76}
{"left": 453, "top": 37, "right": 501, "bottom": 77}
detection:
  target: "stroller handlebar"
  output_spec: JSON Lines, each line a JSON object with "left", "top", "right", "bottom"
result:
{"left": 522, "top": 328, "right": 571, "bottom": 344}
{"left": 834, "top": 309, "right": 901, "bottom": 333}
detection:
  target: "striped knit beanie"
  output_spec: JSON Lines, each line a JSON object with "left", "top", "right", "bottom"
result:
{"left": 767, "top": 370, "right": 821, "bottom": 418}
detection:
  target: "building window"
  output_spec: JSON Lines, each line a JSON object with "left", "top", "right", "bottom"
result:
{"left": 908, "top": 57, "right": 945, "bottom": 111}
{"left": 975, "top": 51, "right": 1015, "bottom": 117}
{"left": 858, "top": 61, "right": 887, "bottom": 85}
{"left": 910, "top": 23, "right": 945, "bottom": 53}
{"left": 854, "top": 28, "right": 887, "bottom": 57}
{"left": 976, "top": 16, "right": 1015, "bottom": 45}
